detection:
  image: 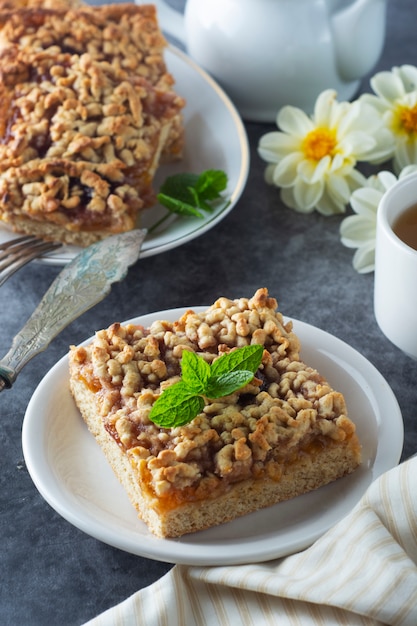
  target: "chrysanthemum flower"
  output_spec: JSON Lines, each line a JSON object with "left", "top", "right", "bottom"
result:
{"left": 361, "top": 64, "right": 417, "bottom": 172}
{"left": 340, "top": 165, "right": 417, "bottom": 273}
{"left": 258, "top": 89, "right": 394, "bottom": 215}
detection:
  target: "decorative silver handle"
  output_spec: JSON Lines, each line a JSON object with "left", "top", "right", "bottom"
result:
{"left": 0, "top": 229, "right": 146, "bottom": 389}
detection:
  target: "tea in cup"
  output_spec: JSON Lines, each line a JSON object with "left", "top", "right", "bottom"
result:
{"left": 374, "top": 173, "right": 417, "bottom": 359}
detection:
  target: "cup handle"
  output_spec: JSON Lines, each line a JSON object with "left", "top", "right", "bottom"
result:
{"left": 139, "top": 0, "right": 186, "bottom": 44}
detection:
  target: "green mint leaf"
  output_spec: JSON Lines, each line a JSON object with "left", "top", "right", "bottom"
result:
{"left": 149, "top": 381, "right": 204, "bottom": 428}
{"left": 186, "top": 186, "right": 205, "bottom": 210}
{"left": 148, "top": 344, "right": 264, "bottom": 428}
{"left": 151, "top": 170, "right": 229, "bottom": 233}
{"left": 211, "top": 344, "right": 264, "bottom": 377}
{"left": 180, "top": 350, "right": 211, "bottom": 394}
{"left": 159, "top": 173, "right": 200, "bottom": 203}
{"left": 157, "top": 173, "right": 204, "bottom": 218}
{"left": 205, "top": 370, "right": 257, "bottom": 399}
{"left": 156, "top": 192, "right": 204, "bottom": 218}
{"left": 186, "top": 186, "right": 215, "bottom": 213}
{"left": 195, "top": 170, "right": 228, "bottom": 201}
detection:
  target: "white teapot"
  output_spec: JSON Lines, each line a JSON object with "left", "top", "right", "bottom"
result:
{"left": 140, "top": 0, "right": 388, "bottom": 122}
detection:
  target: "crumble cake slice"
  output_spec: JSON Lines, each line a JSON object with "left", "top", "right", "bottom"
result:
{"left": 69, "top": 288, "right": 362, "bottom": 538}
{"left": 0, "top": 3, "right": 185, "bottom": 246}
{"left": 0, "top": 0, "right": 83, "bottom": 8}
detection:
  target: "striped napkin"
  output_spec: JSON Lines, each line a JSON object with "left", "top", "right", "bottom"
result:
{"left": 84, "top": 456, "right": 417, "bottom": 626}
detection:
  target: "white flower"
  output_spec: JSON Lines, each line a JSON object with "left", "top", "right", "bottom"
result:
{"left": 258, "top": 89, "right": 394, "bottom": 215}
{"left": 340, "top": 165, "right": 417, "bottom": 273}
{"left": 361, "top": 64, "right": 417, "bottom": 172}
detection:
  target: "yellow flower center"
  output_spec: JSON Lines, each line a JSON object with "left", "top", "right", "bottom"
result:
{"left": 302, "top": 128, "right": 337, "bottom": 161}
{"left": 398, "top": 104, "right": 417, "bottom": 135}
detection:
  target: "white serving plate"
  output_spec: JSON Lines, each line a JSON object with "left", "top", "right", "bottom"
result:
{"left": 22, "top": 308, "right": 403, "bottom": 566}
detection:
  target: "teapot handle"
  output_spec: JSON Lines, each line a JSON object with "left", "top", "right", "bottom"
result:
{"left": 330, "top": 0, "right": 387, "bottom": 81}
{"left": 136, "top": 1, "right": 186, "bottom": 44}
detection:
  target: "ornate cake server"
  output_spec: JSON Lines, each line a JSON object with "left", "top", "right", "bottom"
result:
{"left": 0, "top": 229, "right": 146, "bottom": 391}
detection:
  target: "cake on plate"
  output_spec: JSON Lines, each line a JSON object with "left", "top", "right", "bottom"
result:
{"left": 69, "top": 288, "right": 362, "bottom": 538}
{"left": 0, "top": 3, "right": 185, "bottom": 246}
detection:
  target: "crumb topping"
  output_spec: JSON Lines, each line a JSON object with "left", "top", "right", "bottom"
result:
{"left": 70, "top": 289, "right": 358, "bottom": 504}
{"left": 0, "top": 3, "right": 185, "bottom": 244}
{"left": 0, "top": 1, "right": 82, "bottom": 8}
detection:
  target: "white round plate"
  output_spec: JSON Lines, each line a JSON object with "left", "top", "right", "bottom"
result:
{"left": 22, "top": 308, "right": 403, "bottom": 566}
{"left": 0, "top": 46, "right": 249, "bottom": 264}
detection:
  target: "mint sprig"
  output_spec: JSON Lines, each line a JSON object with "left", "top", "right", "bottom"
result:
{"left": 149, "top": 344, "right": 264, "bottom": 428}
{"left": 149, "top": 169, "right": 230, "bottom": 233}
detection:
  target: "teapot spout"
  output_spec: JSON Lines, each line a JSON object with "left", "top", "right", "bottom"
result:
{"left": 330, "top": 0, "right": 388, "bottom": 82}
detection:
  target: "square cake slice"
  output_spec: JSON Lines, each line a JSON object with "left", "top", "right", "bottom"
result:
{"left": 0, "top": 3, "right": 185, "bottom": 246}
{"left": 69, "top": 288, "right": 361, "bottom": 538}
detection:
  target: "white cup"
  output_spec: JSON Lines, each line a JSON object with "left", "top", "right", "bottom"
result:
{"left": 374, "top": 173, "right": 417, "bottom": 359}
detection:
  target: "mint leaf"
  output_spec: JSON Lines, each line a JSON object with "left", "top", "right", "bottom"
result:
{"left": 148, "top": 344, "right": 264, "bottom": 429}
{"left": 187, "top": 185, "right": 210, "bottom": 212}
{"left": 156, "top": 193, "right": 204, "bottom": 218}
{"left": 205, "top": 370, "right": 256, "bottom": 399}
{"left": 149, "top": 382, "right": 205, "bottom": 428}
{"left": 180, "top": 350, "right": 211, "bottom": 393}
{"left": 159, "top": 173, "right": 199, "bottom": 203}
{"left": 211, "top": 344, "right": 264, "bottom": 377}
{"left": 195, "top": 170, "right": 228, "bottom": 201}
{"left": 150, "top": 169, "right": 229, "bottom": 233}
